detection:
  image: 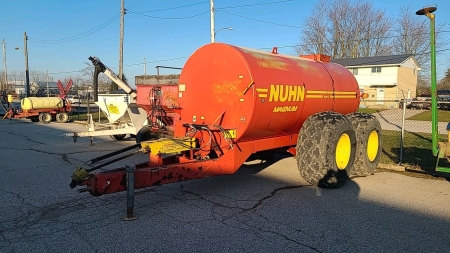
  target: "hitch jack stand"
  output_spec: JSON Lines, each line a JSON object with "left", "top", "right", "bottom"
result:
{"left": 123, "top": 166, "right": 138, "bottom": 221}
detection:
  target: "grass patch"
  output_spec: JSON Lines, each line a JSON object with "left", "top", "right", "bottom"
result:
{"left": 406, "top": 110, "right": 450, "bottom": 122}
{"left": 69, "top": 111, "right": 108, "bottom": 122}
{"left": 381, "top": 130, "right": 449, "bottom": 171}
{"left": 357, "top": 108, "right": 386, "bottom": 114}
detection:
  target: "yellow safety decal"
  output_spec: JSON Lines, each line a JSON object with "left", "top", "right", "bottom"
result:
{"left": 107, "top": 104, "right": 119, "bottom": 114}
{"left": 224, "top": 130, "right": 237, "bottom": 139}
{"left": 140, "top": 137, "right": 196, "bottom": 155}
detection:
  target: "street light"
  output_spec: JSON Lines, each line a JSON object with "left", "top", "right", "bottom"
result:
{"left": 416, "top": 6, "right": 438, "bottom": 156}
{"left": 14, "top": 32, "right": 30, "bottom": 97}
{"left": 213, "top": 27, "right": 233, "bottom": 42}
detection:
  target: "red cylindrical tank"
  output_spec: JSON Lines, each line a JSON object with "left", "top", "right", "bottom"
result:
{"left": 177, "top": 43, "right": 360, "bottom": 142}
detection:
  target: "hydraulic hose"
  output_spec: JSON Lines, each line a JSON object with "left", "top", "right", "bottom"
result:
{"left": 92, "top": 65, "right": 100, "bottom": 102}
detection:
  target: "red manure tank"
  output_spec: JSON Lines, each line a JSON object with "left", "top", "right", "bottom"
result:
{"left": 176, "top": 43, "right": 360, "bottom": 141}
{"left": 71, "top": 43, "right": 382, "bottom": 197}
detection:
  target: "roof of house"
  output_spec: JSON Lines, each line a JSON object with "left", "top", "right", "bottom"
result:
{"left": 331, "top": 54, "right": 413, "bottom": 67}
{"left": 33, "top": 81, "right": 59, "bottom": 88}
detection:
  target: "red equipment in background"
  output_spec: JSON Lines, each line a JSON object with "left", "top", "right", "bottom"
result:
{"left": 1, "top": 79, "right": 74, "bottom": 123}
{"left": 56, "top": 79, "right": 73, "bottom": 99}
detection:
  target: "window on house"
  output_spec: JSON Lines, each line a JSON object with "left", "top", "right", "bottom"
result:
{"left": 371, "top": 67, "right": 381, "bottom": 73}
{"left": 351, "top": 68, "right": 358, "bottom": 75}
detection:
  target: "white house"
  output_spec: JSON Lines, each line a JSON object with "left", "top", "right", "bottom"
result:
{"left": 331, "top": 54, "right": 421, "bottom": 107}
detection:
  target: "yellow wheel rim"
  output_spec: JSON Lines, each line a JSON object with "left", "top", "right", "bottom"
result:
{"left": 336, "top": 133, "right": 351, "bottom": 170}
{"left": 367, "top": 131, "right": 379, "bottom": 162}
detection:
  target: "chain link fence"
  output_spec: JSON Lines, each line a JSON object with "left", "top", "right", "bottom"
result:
{"left": 361, "top": 97, "right": 450, "bottom": 171}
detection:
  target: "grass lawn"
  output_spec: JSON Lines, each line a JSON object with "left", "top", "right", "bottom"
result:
{"left": 381, "top": 129, "right": 450, "bottom": 171}
{"left": 357, "top": 108, "right": 386, "bottom": 114}
{"left": 69, "top": 111, "right": 108, "bottom": 121}
{"left": 407, "top": 110, "right": 450, "bottom": 122}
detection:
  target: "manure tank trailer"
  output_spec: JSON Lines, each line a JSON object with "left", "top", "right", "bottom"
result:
{"left": 70, "top": 43, "right": 382, "bottom": 213}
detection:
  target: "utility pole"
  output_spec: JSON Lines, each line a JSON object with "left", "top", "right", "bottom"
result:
{"left": 24, "top": 32, "right": 30, "bottom": 97}
{"left": 210, "top": 0, "right": 215, "bottom": 43}
{"left": 144, "top": 57, "right": 146, "bottom": 75}
{"left": 118, "top": 0, "right": 125, "bottom": 85}
{"left": 46, "top": 70, "right": 49, "bottom": 97}
{"left": 2, "top": 39, "right": 7, "bottom": 91}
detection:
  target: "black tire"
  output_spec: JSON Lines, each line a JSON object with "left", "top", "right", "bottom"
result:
{"left": 30, "top": 117, "right": 39, "bottom": 122}
{"left": 296, "top": 112, "right": 356, "bottom": 188}
{"left": 346, "top": 112, "right": 382, "bottom": 177}
{"left": 39, "top": 113, "right": 52, "bottom": 124}
{"left": 110, "top": 134, "right": 126, "bottom": 140}
{"left": 135, "top": 125, "right": 158, "bottom": 145}
{"left": 56, "top": 112, "right": 69, "bottom": 123}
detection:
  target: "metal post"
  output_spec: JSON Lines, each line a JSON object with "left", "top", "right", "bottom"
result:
{"left": 210, "top": 0, "right": 215, "bottom": 43}
{"left": 429, "top": 13, "right": 438, "bottom": 156}
{"left": 416, "top": 6, "right": 438, "bottom": 156}
{"left": 123, "top": 166, "right": 138, "bottom": 221}
{"left": 24, "top": 32, "right": 30, "bottom": 98}
{"left": 399, "top": 90, "right": 408, "bottom": 164}
{"left": 118, "top": 0, "right": 125, "bottom": 84}
{"left": 2, "top": 39, "right": 7, "bottom": 91}
{"left": 46, "top": 70, "right": 49, "bottom": 97}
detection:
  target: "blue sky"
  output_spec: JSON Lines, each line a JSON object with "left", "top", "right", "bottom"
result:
{"left": 1, "top": 0, "right": 450, "bottom": 86}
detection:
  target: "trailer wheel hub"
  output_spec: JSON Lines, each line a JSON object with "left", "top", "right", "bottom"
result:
{"left": 367, "top": 131, "right": 379, "bottom": 162}
{"left": 335, "top": 133, "right": 351, "bottom": 170}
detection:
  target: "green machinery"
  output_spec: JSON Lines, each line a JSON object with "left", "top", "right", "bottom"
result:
{"left": 416, "top": 6, "right": 450, "bottom": 173}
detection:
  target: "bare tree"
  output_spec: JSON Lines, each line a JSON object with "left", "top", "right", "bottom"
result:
{"left": 80, "top": 62, "right": 111, "bottom": 92}
{"left": 416, "top": 75, "right": 431, "bottom": 96}
{"left": 29, "top": 70, "right": 46, "bottom": 83}
{"left": 392, "top": 4, "right": 429, "bottom": 68}
{"left": 296, "top": 0, "right": 392, "bottom": 58}
{"left": 438, "top": 68, "right": 450, "bottom": 90}
{"left": 0, "top": 70, "right": 5, "bottom": 91}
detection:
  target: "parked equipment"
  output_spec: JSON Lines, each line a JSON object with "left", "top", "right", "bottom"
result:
{"left": 63, "top": 56, "right": 180, "bottom": 142}
{"left": 415, "top": 6, "right": 450, "bottom": 173}
{"left": 70, "top": 43, "right": 382, "bottom": 203}
{"left": 1, "top": 92, "right": 73, "bottom": 123}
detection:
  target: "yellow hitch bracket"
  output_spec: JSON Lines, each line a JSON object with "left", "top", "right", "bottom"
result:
{"left": 71, "top": 167, "right": 90, "bottom": 184}
{"left": 140, "top": 137, "right": 196, "bottom": 155}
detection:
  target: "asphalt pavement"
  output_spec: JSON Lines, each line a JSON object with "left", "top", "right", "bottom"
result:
{"left": 1, "top": 119, "right": 450, "bottom": 252}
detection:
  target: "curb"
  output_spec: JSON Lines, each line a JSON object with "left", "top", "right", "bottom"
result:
{"left": 377, "top": 163, "right": 406, "bottom": 172}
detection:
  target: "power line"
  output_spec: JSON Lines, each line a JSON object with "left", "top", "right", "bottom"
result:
{"left": 129, "top": 1, "right": 208, "bottom": 13}
{"left": 128, "top": 10, "right": 209, "bottom": 20}
{"left": 28, "top": 14, "right": 120, "bottom": 44}
{"left": 216, "top": 0, "right": 294, "bottom": 10}
{"left": 267, "top": 31, "right": 450, "bottom": 52}
{"left": 217, "top": 9, "right": 302, "bottom": 28}
{"left": 124, "top": 56, "right": 189, "bottom": 67}
{"left": 37, "top": 6, "right": 119, "bottom": 37}
{"left": 47, "top": 56, "right": 189, "bottom": 75}
{"left": 48, "top": 70, "right": 83, "bottom": 75}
